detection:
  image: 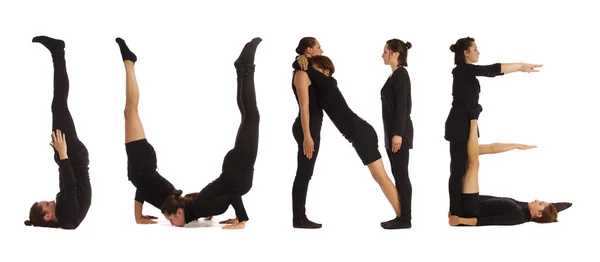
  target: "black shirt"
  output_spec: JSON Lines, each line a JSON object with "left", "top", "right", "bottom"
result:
{"left": 476, "top": 195, "right": 532, "bottom": 226}
{"left": 183, "top": 177, "right": 249, "bottom": 224}
{"left": 380, "top": 67, "right": 413, "bottom": 150}
{"left": 54, "top": 150, "right": 91, "bottom": 230}
{"left": 445, "top": 63, "right": 503, "bottom": 142}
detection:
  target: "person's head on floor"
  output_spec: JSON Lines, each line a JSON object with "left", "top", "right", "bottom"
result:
{"left": 450, "top": 37, "right": 478, "bottom": 64}
{"left": 311, "top": 55, "right": 335, "bottom": 77}
{"left": 161, "top": 190, "right": 188, "bottom": 227}
{"left": 528, "top": 199, "right": 558, "bottom": 223}
{"left": 296, "top": 37, "right": 323, "bottom": 58}
{"left": 383, "top": 39, "right": 412, "bottom": 68}
{"left": 24, "top": 200, "right": 60, "bottom": 228}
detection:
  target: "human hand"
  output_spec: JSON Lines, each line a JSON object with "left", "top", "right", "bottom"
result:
{"left": 222, "top": 221, "right": 246, "bottom": 230}
{"left": 391, "top": 135, "right": 403, "bottom": 153}
{"left": 297, "top": 55, "right": 308, "bottom": 70}
{"left": 517, "top": 144, "right": 537, "bottom": 150}
{"left": 136, "top": 215, "right": 157, "bottom": 224}
{"left": 303, "top": 137, "right": 315, "bottom": 159}
{"left": 49, "top": 129, "right": 68, "bottom": 159}
{"left": 219, "top": 218, "right": 239, "bottom": 224}
{"left": 520, "top": 63, "right": 543, "bottom": 73}
{"left": 448, "top": 215, "right": 460, "bottom": 226}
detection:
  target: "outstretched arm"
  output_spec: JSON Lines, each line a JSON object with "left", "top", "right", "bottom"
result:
{"left": 479, "top": 143, "right": 537, "bottom": 155}
{"left": 464, "top": 63, "right": 542, "bottom": 77}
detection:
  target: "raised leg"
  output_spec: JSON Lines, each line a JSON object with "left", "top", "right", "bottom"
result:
{"left": 220, "top": 38, "right": 262, "bottom": 191}
{"left": 33, "top": 36, "right": 85, "bottom": 159}
{"left": 115, "top": 38, "right": 145, "bottom": 144}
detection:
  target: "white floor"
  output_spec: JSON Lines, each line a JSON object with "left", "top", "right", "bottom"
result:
{"left": 6, "top": 209, "right": 587, "bottom": 262}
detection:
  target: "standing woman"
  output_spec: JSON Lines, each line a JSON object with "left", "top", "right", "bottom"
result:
{"left": 291, "top": 37, "right": 325, "bottom": 229}
{"left": 445, "top": 37, "right": 543, "bottom": 217}
{"left": 379, "top": 39, "right": 413, "bottom": 229}
{"left": 115, "top": 37, "right": 200, "bottom": 225}
{"left": 24, "top": 36, "right": 92, "bottom": 230}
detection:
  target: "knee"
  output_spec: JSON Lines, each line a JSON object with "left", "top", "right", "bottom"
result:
{"left": 467, "top": 159, "right": 480, "bottom": 169}
{"left": 124, "top": 106, "right": 138, "bottom": 118}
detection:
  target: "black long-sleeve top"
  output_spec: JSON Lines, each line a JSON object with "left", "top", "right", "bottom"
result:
{"left": 133, "top": 172, "right": 176, "bottom": 210}
{"left": 380, "top": 67, "right": 413, "bottom": 150}
{"left": 183, "top": 176, "right": 249, "bottom": 224}
{"left": 444, "top": 63, "right": 503, "bottom": 142}
{"left": 54, "top": 152, "right": 91, "bottom": 230}
{"left": 474, "top": 195, "right": 531, "bottom": 226}
{"left": 292, "top": 61, "right": 360, "bottom": 138}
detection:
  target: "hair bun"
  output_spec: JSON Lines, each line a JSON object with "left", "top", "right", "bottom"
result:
{"left": 24, "top": 220, "right": 32, "bottom": 226}
{"left": 405, "top": 41, "right": 412, "bottom": 49}
{"left": 449, "top": 44, "right": 456, "bottom": 52}
{"left": 173, "top": 189, "right": 183, "bottom": 197}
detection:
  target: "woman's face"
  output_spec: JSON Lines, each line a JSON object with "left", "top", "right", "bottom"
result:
{"left": 164, "top": 208, "right": 186, "bottom": 227}
{"left": 306, "top": 40, "right": 323, "bottom": 57}
{"left": 464, "top": 42, "right": 480, "bottom": 63}
{"left": 381, "top": 44, "right": 398, "bottom": 66}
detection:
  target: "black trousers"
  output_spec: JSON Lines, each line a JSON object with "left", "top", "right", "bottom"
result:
{"left": 208, "top": 63, "right": 260, "bottom": 195}
{"left": 386, "top": 145, "right": 412, "bottom": 220}
{"left": 291, "top": 117, "right": 322, "bottom": 220}
{"left": 448, "top": 141, "right": 467, "bottom": 216}
{"left": 50, "top": 49, "right": 92, "bottom": 218}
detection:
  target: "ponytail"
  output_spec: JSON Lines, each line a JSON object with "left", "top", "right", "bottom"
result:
{"left": 161, "top": 189, "right": 189, "bottom": 215}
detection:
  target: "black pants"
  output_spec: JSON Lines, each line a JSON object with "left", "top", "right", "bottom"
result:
{"left": 208, "top": 63, "right": 260, "bottom": 195}
{"left": 347, "top": 115, "right": 381, "bottom": 166}
{"left": 386, "top": 145, "right": 412, "bottom": 220}
{"left": 291, "top": 117, "right": 322, "bottom": 220}
{"left": 125, "top": 139, "right": 176, "bottom": 209}
{"left": 461, "top": 193, "right": 480, "bottom": 218}
{"left": 448, "top": 141, "right": 467, "bottom": 216}
{"left": 50, "top": 49, "right": 92, "bottom": 218}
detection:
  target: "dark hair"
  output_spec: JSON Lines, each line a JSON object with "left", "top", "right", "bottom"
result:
{"left": 450, "top": 37, "right": 475, "bottom": 64}
{"left": 161, "top": 189, "right": 191, "bottom": 216}
{"left": 24, "top": 202, "right": 60, "bottom": 228}
{"left": 386, "top": 39, "right": 412, "bottom": 67}
{"left": 311, "top": 55, "right": 335, "bottom": 76}
{"left": 532, "top": 204, "right": 558, "bottom": 224}
{"left": 295, "top": 37, "right": 318, "bottom": 55}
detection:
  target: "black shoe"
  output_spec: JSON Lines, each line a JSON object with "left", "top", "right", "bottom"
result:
{"left": 381, "top": 216, "right": 411, "bottom": 230}
{"left": 293, "top": 218, "right": 322, "bottom": 229}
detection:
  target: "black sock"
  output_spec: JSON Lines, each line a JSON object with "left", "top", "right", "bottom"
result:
{"left": 468, "top": 104, "right": 483, "bottom": 120}
{"left": 32, "top": 36, "right": 65, "bottom": 53}
{"left": 235, "top": 37, "right": 262, "bottom": 66}
{"left": 115, "top": 37, "right": 137, "bottom": 63}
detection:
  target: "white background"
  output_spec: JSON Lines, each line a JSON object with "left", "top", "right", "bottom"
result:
{"left": 1, "top": 0, "right": 597, "bottom": 261}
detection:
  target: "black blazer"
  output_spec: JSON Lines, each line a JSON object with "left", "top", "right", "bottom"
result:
{"left": 380, "top": 67, "right": 413, "bottom": 150}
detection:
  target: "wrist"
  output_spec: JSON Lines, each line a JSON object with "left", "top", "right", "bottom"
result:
{"left": 59, "top": 152, "right": 68, "bottom": 160}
